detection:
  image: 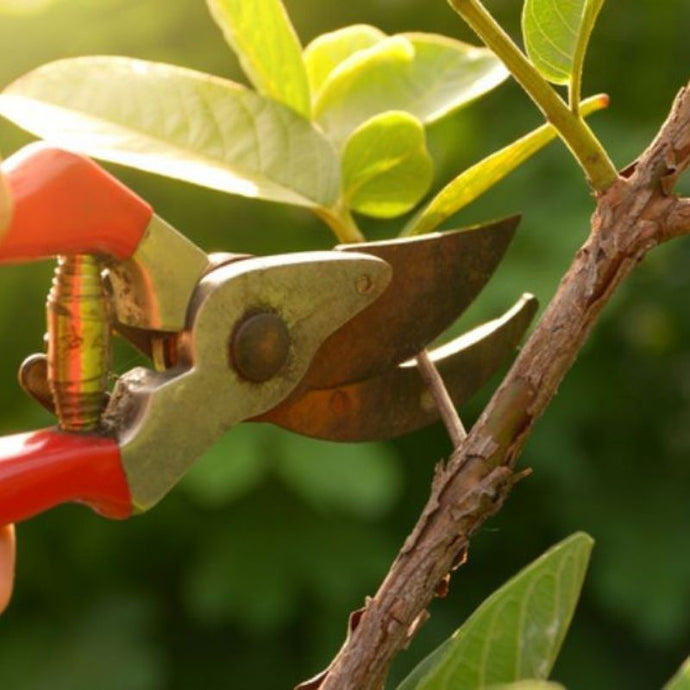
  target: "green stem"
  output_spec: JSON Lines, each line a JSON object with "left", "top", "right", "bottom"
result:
{"left": 448, "top": 0, "right": 618, "bottom": 192}
{"left": 316, "top": 203, "right": 366, "bottom": 244}
{"left": 569, "top": 66, "right": 583, "bottom": 116}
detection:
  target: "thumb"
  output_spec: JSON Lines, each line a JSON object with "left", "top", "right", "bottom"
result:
{"left": 0, "top": 164, "right": 12, "bottom": 238}
{"left": 0, "top": 524, "right": 16, "bottom": 613}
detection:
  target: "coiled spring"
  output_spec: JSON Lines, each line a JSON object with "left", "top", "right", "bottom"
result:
{"left": 46, "top": 254, "right": 110, "bottom": 432}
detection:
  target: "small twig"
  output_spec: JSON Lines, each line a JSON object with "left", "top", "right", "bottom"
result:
{"left": 416, "top": 349, "right": 467, "bottom": 447}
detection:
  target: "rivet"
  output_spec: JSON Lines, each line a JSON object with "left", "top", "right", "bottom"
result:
{"left": 231, "top": 312, "right": 290, "bottom": 383}
{"left": 329, "top": 390, "right": 351, "bottom": 415}
{"left": 356, "top": 274, "right": 373, "bottom": 294}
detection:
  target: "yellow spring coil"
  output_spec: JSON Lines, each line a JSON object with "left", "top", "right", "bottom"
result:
{"left": 46, "top": 254, "right": 110, "bottom": 432}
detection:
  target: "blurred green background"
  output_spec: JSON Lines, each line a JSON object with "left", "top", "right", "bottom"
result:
{"left": 0, "top": 1, "right": 689, "bottom": 688}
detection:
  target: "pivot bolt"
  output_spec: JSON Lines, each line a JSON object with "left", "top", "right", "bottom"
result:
{"left": 231, "top": 312, "right": 291, "bottom": 383}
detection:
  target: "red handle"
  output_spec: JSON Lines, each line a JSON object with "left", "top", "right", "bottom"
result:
{"left": 0, "top": 429, "right": 132, "bottom": 525}
{"left": 0, "top": 143, "right": 153, "bottom": 263}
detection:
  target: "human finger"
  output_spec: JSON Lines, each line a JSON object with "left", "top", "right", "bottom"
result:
{"left": 0, "top": 524, "right": 16, "bottom": 613}
{"left": 0, "top": 165, "right": 12, "bottom": 237}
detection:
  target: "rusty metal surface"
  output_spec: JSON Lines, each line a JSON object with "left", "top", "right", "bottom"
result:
{"left": 300, "top": 215, "right": 520, "bottom": 390}
{"left": 91, "top": 216, "right": 530, "bottom": 505}
{"left": 258, "top": 294, "right": 538, "bottom": 441}
{"left": 107, "top": 251, "right": 391, "bottom": 512}
{"left": 107, "top": 214, "right": 209, "bottom": 332}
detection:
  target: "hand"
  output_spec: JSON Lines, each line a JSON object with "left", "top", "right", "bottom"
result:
{"left": 0, "top": 165, "right": 12, "bottom": 235}
{"left": 0, "top": 167, "right": 16, "bottom": 613}
{"left": 0, "top": 525, "right": 15, "bottom": 613}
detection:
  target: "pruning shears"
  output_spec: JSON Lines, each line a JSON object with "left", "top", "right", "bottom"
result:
{"left": 0, "top": 142, "right": 537, "bottom": 525}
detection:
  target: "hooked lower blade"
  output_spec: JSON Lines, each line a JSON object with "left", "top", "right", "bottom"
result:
{"left": 258, "top": 294, "right": 538, "bottom": 441}
{"left": 300, "top": 215, "right": 520, "bottom": 390}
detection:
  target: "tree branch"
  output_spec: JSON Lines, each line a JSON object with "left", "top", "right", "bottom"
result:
{"left": 668, "top": 198, "right": 690, "bottom": 237}
{"left": 302, "top": 81, "right": 690, "bottom": 690}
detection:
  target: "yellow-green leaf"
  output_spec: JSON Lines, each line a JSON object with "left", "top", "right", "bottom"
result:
{"left": 314, "top": 32, "right": 507, "bottom": 146}
{"left": 395, "top": 533, "right": 593, "bottom": 690}
{"left": 522, "top": 0, "right": 605, "bottom": 86}
{"left": 403, "top": 94, "right": 608, "bottom": 236}
{"left": 664, "top": 657, "right": 690, "bottom": 690}
{"left": 342, "top": 111, "right": 432, "bottom": 219}
{"left": 0, "top": 57, "right": 340, "bottom": 208}
{"left": 304, "top": 24, "right": 385, "bottom": 99}
{"left": 207, "top": 0, "right": 311, "bottom": 117}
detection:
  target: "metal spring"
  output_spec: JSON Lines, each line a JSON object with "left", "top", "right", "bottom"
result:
{"left": 46, "top": 254, "right": 110, "bottom": 432}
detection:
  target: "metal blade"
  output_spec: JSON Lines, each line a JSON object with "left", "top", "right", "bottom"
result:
{"left": 109, "top": 251, "right": 392, "bottom": 512}
{"left": 299, "top": 215, "right": 520, "bottom": 390}
{"left": 257, "top": 294, "right": 537, "bottom": 441}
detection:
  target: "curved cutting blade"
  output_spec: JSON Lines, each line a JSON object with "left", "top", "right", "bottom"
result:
{"left": 257, "top": 294, "right": 538, "bottom": 441}
{"left": 300, "top": 215, "right": 520, "bottom": 390}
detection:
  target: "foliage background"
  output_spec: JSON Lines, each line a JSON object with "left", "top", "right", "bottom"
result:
{"left": 0, "top": 0, "right": 688, "bottom": 688}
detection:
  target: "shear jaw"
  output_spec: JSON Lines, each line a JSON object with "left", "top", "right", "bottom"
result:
{"left": 106, "top": 213, "right": 210, "bottom": 332}
{"left": 104, "top": 251, "right": 391, "bottom": 514}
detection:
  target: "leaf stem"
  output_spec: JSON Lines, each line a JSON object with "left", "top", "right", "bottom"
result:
{"left": 569, "top": 67, "right": 582, "bottom": 116}
{"left": 447, "top": 0, "right": 618, "bottom": 192}
{"left": 316, "top": 204, "right": 366, "bottom": 243}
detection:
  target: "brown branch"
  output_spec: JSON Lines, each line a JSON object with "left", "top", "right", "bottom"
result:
{"left": 300, "top": 81, "right": 690, "bottom": 690}
{"left": 667, "top": 197, "right": 690, "bottom": 238}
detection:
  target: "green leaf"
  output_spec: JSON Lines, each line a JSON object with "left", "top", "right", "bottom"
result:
{"left": 403, "top": 93, "right": 608, "bottom": 236}
{"left": 521, "top": 0, "right": 605, "bottom": 86}
{"left": 0, "top": 57, "right": 340, "bottom": 208}
{"left": 341, "top": 111, "right": 433, "bottom": 219}
{"left": 206, "top": 0, "right": 311, "bottom": 117}
{"left": 304, "top": 24, "right": 385, "bottom": 98}
{"left": 396, "top": 532, "right": 593, "bottom": 690}
{"left": 664, "top": 657, "right": 690, "bottom": 690}
{"left": 314, "top": 32, "right": 507, "bottom": 145}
